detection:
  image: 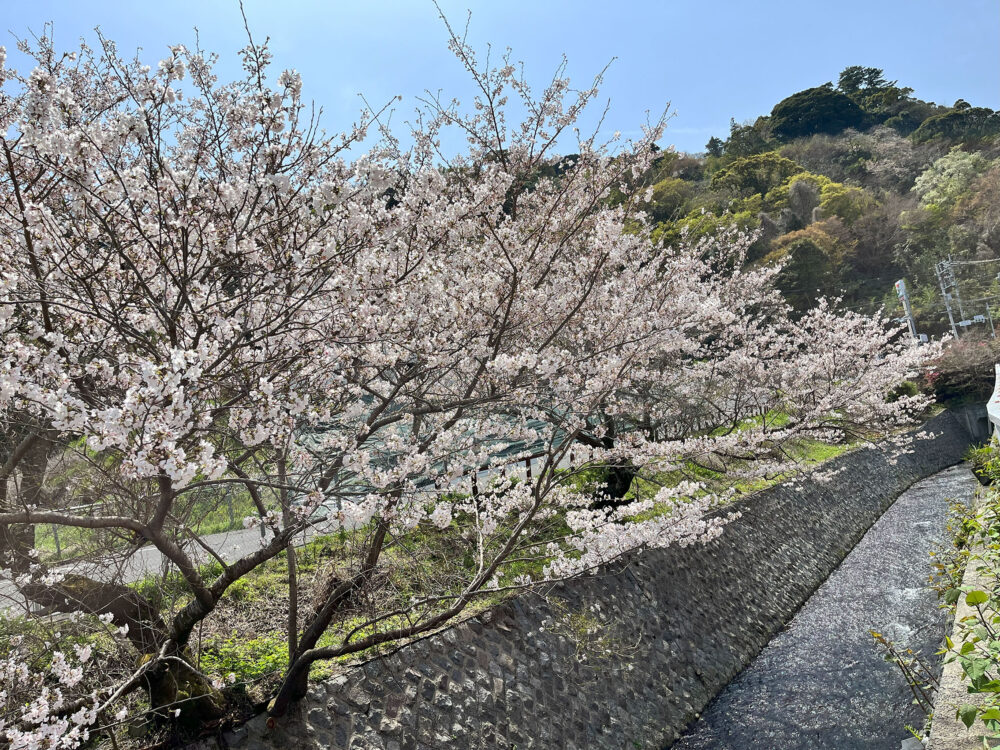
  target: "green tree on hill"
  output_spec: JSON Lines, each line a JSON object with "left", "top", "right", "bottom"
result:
{"left": 765, "top": 223, "right": 848, "bottom": 311}
{"left": 836, "top": 65, "right": 915, "bottom": 116}
{"left": 705, "top": 136, "right": 725, "bottom": 158}
{"left": 912, "top": 101, "right": 1000, "bottom": 144}
{"left": 770, "top": 84, "right": 868, "bottom": 140}
{"left": 837, "top": 66, "right": 891, "bottom": 97}
{"left": 643, "top": 177, "right": 696, "bottom": 223}
{"left": 711, "top": 152, "right": 803, "bottom": 198}
{"left": 722, "top": 116, "right": 774, "bottom": 157}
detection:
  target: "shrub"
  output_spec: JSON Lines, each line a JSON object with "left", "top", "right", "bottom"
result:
{"left": 923, "top": 338, "right": 1000, "bottom": 403}
{"left": 888, "top": 380, "right": 920, "bottom": 402}
{"left": 967, "top": 441, "right": 1000, "bottom": 486}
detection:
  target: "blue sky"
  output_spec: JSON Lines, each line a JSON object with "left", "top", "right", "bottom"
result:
{"left": 2, "top": 0, "right": 997, "bottom": 153}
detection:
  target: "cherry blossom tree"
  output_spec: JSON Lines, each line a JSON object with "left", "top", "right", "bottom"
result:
{"left": 0, "top": 18, "right": 932, "bottom": 746}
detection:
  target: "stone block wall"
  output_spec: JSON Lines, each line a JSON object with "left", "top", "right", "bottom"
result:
{"left": 201, "top": 411, "right": 973, "bottom": 750}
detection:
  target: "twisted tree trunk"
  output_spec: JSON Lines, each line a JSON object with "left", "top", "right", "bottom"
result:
{"left": 5, "top": 432, "right": 225, "bottom": 722}
{"left": 21, "top": 573, "right": 225, "bottom": 721}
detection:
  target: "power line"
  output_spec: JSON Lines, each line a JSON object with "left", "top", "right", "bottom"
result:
{"left": 949, "top": 257, "right": 1000, "bottom": 266}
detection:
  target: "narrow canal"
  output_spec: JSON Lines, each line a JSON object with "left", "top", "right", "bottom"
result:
{"left": 671, "top": 463, "right": 979, "bottom": 750}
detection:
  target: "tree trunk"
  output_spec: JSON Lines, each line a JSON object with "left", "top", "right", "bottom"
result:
{"left": 20, "top": 574, "right": 225, "bottom": 721}
{"left": 598, "top": 461, "right": 638, "bottom": 504}
{"left": 267, "top": 658, "right": 311, "bottom": 720}
{"left": 143, "top": 654, "right": 227, "bottom": 724}
{"left": 575, "top": 414, "right": 639, "bottom": 507}
{"left": 269, "top": 516, "right": 392, "bottom": 719}
{"left": 0, "top": 432, "right": 50, "bottom": 573}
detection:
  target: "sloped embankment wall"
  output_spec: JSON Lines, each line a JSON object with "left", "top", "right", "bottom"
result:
{"left": 206, "top": 411, "right": 972, "bottom": 750}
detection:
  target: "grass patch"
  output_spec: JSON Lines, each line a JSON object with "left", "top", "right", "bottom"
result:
{"left": 200, "top": 631, "right": 288, "bottom": 683}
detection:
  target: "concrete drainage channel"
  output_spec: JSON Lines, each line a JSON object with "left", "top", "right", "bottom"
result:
{"left": 194, "top": 411, "right": 978, "bottom": 750}
{"left": 671, "top": 464, "right": 980, "bottom": 750}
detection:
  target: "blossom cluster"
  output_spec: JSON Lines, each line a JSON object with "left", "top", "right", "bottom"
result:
{"left": 1, "top": 639, "right": 97, "bottom": 750}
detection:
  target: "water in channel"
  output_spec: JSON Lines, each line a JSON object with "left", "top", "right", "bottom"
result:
{"left": 671, "top": 463, "right": 979, "bottom": 750}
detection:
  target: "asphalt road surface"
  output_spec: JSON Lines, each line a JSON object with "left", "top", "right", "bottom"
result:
{"left": 0, "top": 521, "right": 333, "bottom": 612}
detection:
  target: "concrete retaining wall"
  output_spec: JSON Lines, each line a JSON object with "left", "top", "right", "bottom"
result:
{"left": 202, "top": 411, "right": 973, "bottom": 750}
{"left": 951, "top": 400, "right": 992, "bottom": 443}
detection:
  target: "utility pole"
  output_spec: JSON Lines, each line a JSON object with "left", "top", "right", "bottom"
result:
{"left": 893, "top": 279, "right": 918, "bottom": 340}
{"left": 988, "top": 301, "right": 997, "bottom": 339}
{"left": 936, "top": 259, "right": 960, "bottom": 338}
{"left": 949, "top": 255, "right": 966, "bottom": 320}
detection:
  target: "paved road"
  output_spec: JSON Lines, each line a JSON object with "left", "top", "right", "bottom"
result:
{"left": 0, "top": 521, "right": 332, "bottom": 612}
{"left": 0, "top": 450, "right": 556, "bottom": 611}
{"left": 671, "top": 463, "right": 979, "bottom": 750}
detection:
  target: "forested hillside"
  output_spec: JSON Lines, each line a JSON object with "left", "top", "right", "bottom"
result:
{"left": 638, "top": 66, "right": 1000, "bottom": 337}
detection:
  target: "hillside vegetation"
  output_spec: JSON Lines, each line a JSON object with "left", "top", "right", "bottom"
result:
{"left": 636, "top": 66, "right": 1000, "bottom": 333}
